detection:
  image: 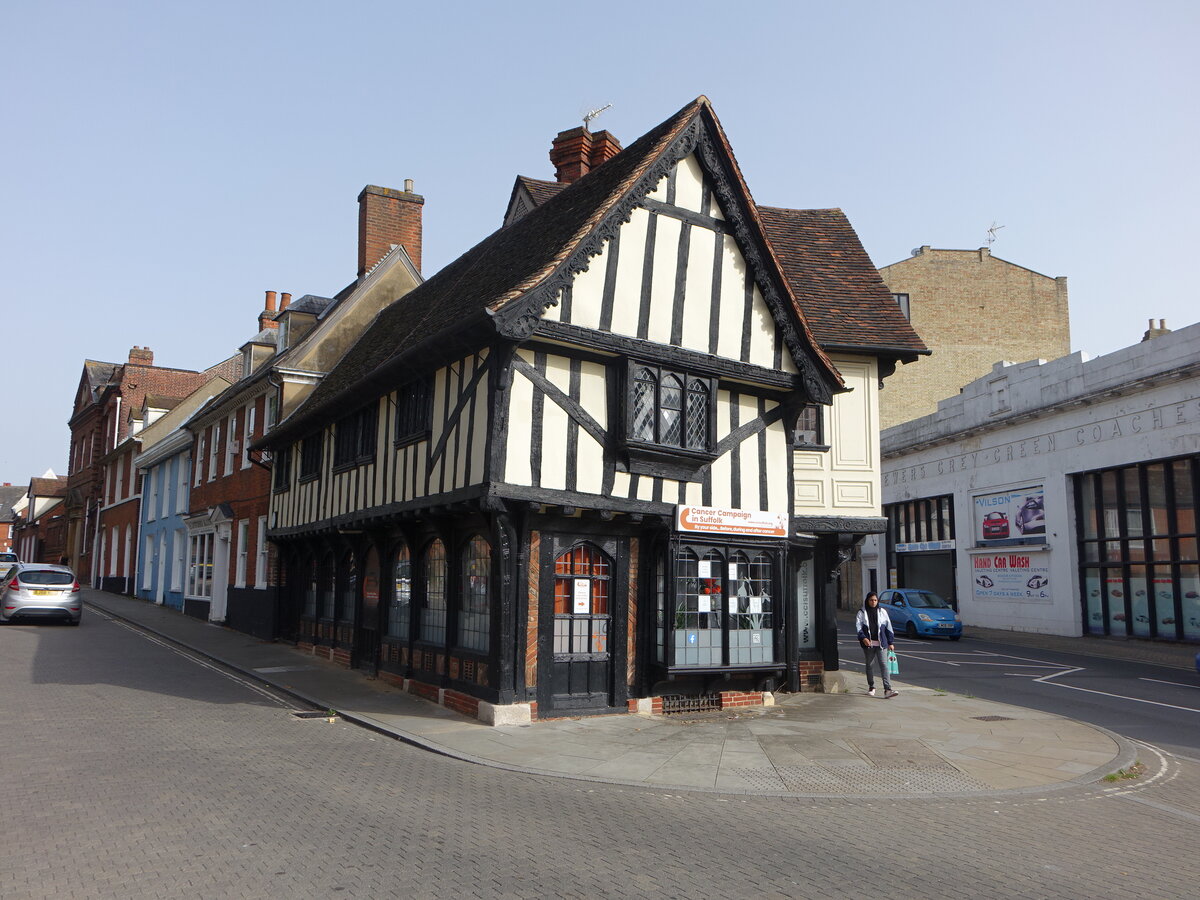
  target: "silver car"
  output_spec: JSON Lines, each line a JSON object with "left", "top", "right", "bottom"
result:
{"left": 1, "top": 563, "right": 82, "bottom": 625}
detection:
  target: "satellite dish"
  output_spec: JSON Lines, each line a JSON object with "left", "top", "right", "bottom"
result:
{"left": 910, "top": 248, "right": 922, "bottom": 257}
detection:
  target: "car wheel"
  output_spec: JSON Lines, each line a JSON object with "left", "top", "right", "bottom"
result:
{"left": 906, "top": 622, "right": 917, "bottom": 639}
{"left": 68, "top": 618, "right": 81, "bottom": 626}
{"left": 949, "top": 635, "right": 961, "bottom": 641}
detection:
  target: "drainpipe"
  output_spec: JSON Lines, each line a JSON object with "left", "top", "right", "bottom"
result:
{"left": 113, "top": 397, "right": 121, "bottom": 450}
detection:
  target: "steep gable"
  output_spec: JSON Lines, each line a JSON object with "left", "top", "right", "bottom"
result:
{"left": 266, "top": 97, "right": 842, "bottom": 448}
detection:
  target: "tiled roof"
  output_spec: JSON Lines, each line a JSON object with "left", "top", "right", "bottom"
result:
{"left": 278, "top": 294, "right": 335, "bottom": 316}
{"left": 518, "top": 176, "right": 567, "bottom": 207}
{"left": 30, "top": 476, "right": 68, "bottom": 497}
{"left": 268, "top": 100, "right": 709, "bottom": 443}
{"left": 0, "top": 485, "right": 24, "bottom": 518}
{"left": 265, "top": 97, "right": 856, "bottom": 444}
{"left": 513, "top": 177, "right": 925, "bottom": 358}
{"left": 758, "top": 207, "right": 928, "bottom": 357}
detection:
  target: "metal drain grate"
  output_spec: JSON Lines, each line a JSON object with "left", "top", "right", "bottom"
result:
{"left": 972, "top": 715, "right": 1014, "bottom": 722}
{"left": 291, "top": 710, "right": 332, "bottom": 719}
{"left": 768, "top": 764, "right": 993, "bottom": 794}
{"left": 661, "top": 694, "right": 722, "bottom": 715}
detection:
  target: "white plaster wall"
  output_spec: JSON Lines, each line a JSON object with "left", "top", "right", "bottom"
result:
{"left": 880, "top": 323, "right": 1200, "bottom": 635}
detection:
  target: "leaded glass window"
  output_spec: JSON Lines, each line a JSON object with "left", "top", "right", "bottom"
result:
{"left": 421, "top": 539, "right": 447, "bottom": 645}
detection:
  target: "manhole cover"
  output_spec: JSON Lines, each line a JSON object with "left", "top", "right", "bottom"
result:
{"left": 972, "top": 715, "right": 1014, "bottom": 722}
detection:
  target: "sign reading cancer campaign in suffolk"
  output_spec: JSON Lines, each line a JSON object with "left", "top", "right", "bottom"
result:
{"left": 675, "top": 505, "right": 788, "bottom": 538}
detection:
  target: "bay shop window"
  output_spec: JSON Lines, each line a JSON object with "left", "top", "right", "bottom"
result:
{"left": 656, "top": 541, "right": 782, "bottom": 669}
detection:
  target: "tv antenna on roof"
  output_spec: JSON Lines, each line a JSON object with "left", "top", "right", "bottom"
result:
{"left": 583, "top": 103, "right": 612, "bottom": 129}
{"left": 986, "top": 222, "right": 1006, "bottom": 247}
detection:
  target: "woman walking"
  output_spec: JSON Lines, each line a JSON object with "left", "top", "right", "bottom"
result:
{"left": 856, "top": 592, "right": 898, "bottom": 698}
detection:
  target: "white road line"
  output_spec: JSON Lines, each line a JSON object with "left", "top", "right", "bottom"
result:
{"left": 1139, "top": 677, "right": 1200, "bottom": 690}
{"left": 1035, "top": 667, "right": 1200, "bottom": 713}
{"left": 92, "top": 608, "right": 292, "bottom": 707}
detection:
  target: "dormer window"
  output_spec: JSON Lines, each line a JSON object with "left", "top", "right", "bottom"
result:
{"left": 626, "top": 362, "right": 714, "bottom": 453}
{"left": 277, "top": 316, "right": 290, "bottom": 352}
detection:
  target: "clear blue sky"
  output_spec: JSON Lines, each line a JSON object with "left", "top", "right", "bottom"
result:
{"left": 3, "top": 0, "right": 1197, "bottom": 482}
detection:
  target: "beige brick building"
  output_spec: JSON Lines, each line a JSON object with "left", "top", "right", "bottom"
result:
{"left": 878, "top": 246, "right": 1069, "bottom": 429}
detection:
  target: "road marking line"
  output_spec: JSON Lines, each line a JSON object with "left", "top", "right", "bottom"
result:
{"left": 1035, "top": 667, "right": 1200, "bottom": 713}
{"left": 1139, "top": 677, "right": 1200, "bottom": 690}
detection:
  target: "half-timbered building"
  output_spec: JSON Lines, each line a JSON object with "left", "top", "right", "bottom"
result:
{"left": 260, "top": 97, "right": 925, "bottom": 722}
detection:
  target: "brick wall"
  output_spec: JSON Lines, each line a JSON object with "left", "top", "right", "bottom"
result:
{"left": 358, "top": 185, "right": 423, "bottom": 276}
{"left": 879, "top": 247, "right": 1070, "bottom": 429}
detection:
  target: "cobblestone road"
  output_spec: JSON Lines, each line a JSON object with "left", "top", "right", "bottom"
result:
{"left": 2, "top": 611, "right": 1196, "bottom": 899}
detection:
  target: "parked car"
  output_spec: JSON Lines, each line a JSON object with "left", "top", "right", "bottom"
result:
{"left": 878, "top": 588, "right": 962, "bottom": 640}
{"left": 982, "top": 511, "right": 1010, "bottom": 539}
{"left": 0, "top": 551, "right": 18, "bottom": 577}
{"left": 1, "top": 563, "right": 82, "bottom": 625}
{"left": 1014, "top": 495, "right": 1045, "bottom": 535}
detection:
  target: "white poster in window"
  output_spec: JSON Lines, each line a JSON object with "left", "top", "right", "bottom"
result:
{"left": 573, "top": 578, "right": 590, "bottom": 614}
{"left": 728, "top": 563, "right": 739, "bottom": 582}
{"left": 749, "top": 596, "right": 763, "bottom": 615}
{"left": 728, "top": 595, "right": 738, "bottom": 615}
{"left": 697, "top": 560, "right": 712, "bottom": 579}
{"left": 698, "top": 595, "right": 711, "bottom": 613}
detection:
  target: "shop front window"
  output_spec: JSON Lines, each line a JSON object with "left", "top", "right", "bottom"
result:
{"left": 553, "top": 544, "right": 610, "bottom": 656}
{"left": 729, "top": 552, "right": 774, "bottom": 664}
{"left": 389, "top": 543, "right": 411, "bottom": 640}
{"left": 458, "top": 536, "right": 491, "bottom": 652}
{"left": 420, "top": 540, "right": 447, "bottom": 645}
{"left": 672, "top": 547, "right": 724, "bottom": 667}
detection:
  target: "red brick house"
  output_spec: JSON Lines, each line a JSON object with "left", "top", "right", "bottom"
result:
{"left": 0, "top": 483, "right": 24, "bottom": 554}
{"left": 9, "top": 474, "right": 68, "bottom": 564}
{"left": 64, "top": 347, "right": 241, "bottom": 586}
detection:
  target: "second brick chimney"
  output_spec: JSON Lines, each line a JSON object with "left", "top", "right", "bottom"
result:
{"left": 127, "top": 346, "right": 154, "bottom": 366}
{"left": 358, "top": 182, "right": 424, "bottom": 277}
{"left": 549, "top": 127, "right": 623, "bottom": 184}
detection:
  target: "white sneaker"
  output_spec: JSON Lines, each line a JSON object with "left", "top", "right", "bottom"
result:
{"left": 867, "top": 688, "right": 876, "bottom": 696}
{"left": 885, "top": 690, "right": 899, "bottom": 699}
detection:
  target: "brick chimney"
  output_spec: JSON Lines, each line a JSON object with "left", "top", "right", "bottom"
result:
{"left": 358, "top": 182, "right": 424, "bottom": 278}
{"left": 127, "top": 346, "right": 154, "bottom": 366}
{"left": 258, "top": 290, "right": 279, "bottom": 331}
{"left": 549, "top": 127, "right": 623, "bottom": 184}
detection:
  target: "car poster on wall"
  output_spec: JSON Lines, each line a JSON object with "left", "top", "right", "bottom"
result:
{"left": 971, "top": 550, "right": 1052, "bottom": 603}
{"left": 973, "top": 486, "right": 1046, "bottom": 546}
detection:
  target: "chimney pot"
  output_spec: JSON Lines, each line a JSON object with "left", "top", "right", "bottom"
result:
{"left": 265, "top": 290, "right": 277, "bottom": 312}
{"left": 281, "top": 292, "right": 292, "bottom": 309}
{"left": 404, "top": 178, "right": 414, "bottom": 193}
{"left": 1159, "top": 318, "right": 1166, "bottom": 329}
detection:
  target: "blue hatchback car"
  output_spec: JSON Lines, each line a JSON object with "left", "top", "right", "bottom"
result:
{"left": 879, "top": 588, "right": 962, "bottom": 640}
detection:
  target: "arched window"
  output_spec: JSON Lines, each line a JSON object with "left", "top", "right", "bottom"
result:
{"left": 630, "top": 368, "right": 657, "bottom": 441}
{"left": 458, "top": 536, "right": 491, "bottom": 652}
{"left": 685, "top": 379, "right": 709, "bottom": 450}
{"left": 659, "top": 374, "right": 683, "bottom": 446}
{"left": 318, "top": 552, "right": 335, "bottom": 620}
{"left": 304, "top": 558, "right": 317, "bottom": 617}
{"left": 420, "top": 539, "right": 447, "bottom": 645}
{"left": 338, "top": 551, "right": 357, "bottom": 625}
{"left": 388, "top": 542, "right": 411, "bottom": 640}
{"left": 553, "top": 543, "right": 610, "bottom": 655}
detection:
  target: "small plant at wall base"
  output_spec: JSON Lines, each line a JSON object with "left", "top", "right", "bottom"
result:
{"left": 1103, "top": 762, "right": 1145, "bottom": 782}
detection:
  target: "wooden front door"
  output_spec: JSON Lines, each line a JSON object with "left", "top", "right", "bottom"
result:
{"left": 355, "top": 546, "right": 381, "bottom": 674}
{"left": 538, "top": 538, "right": 622, "bottom": 715}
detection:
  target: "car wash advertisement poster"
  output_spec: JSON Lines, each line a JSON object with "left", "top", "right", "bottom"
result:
{"left": 973, "top": 486, "right": 1047, "bottom": 546}
{"left": 971, "top": 550, "right": 1052, "bottom": 602}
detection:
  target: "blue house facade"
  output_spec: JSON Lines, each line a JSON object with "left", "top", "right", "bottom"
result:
{"left": 134, "top": 428, "right": 194, "bottom": 610}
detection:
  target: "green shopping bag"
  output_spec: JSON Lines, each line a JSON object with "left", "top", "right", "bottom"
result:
{"left": 888, "top": 652, "right": 899, "bottom": 676}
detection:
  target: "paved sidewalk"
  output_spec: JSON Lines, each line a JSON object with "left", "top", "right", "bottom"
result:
{"left": 82, "top": 589, "right": 1140, "bottom": 798}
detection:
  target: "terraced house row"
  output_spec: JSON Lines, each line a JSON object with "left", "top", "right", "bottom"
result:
{"left": 46, "top": 97, "right": 926, "bottom": 722}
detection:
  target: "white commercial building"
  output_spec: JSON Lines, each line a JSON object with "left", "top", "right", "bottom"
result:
{"left": 865, "top": 321, "right": 1200, "bottom": 642}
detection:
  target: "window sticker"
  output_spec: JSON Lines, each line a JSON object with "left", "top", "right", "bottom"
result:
{"left": 573, "top": 578, "right": 590, "bottom": 614}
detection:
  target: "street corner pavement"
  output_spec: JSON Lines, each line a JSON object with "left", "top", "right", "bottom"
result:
{"left": 83, "top": 590, "right": 1135, "bottom": 799}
